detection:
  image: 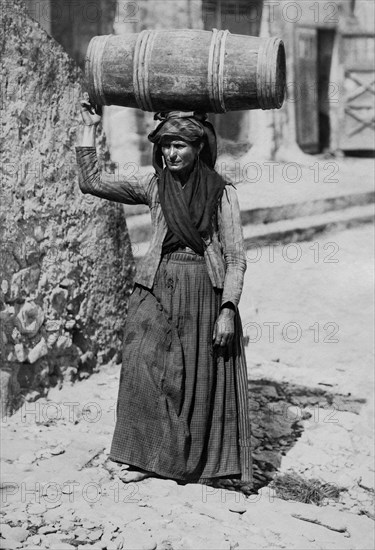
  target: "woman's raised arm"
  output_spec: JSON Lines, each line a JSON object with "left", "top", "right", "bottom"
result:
{"left": 76, "top": 93, "right": 152, "bottom": 205}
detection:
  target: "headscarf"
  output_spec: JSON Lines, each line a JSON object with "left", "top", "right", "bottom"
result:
{"left": 148, "top": 112, "right": 227, "bottom": 256}
{"left": 148, "top": 111, "right": 218, "bottom": 170}
{"left": 148, "top": 112, "right": 205, "bottom": 143}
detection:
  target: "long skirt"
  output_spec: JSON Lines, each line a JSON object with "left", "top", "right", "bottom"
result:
{"left": 109, "top": 251, "right": 248, "bottom": 482}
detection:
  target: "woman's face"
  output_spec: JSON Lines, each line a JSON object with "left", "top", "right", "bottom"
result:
{"left": 161, "top": 138, "right": 203, "bottom": 175}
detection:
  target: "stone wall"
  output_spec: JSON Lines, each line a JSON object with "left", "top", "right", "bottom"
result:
{"left": 0, "top": 0, "right": 134, "bottom": 415}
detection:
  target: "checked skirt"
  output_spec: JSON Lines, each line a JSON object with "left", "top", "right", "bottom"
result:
{"left": 109, "top": 251, "right": 250, "bottom": 482}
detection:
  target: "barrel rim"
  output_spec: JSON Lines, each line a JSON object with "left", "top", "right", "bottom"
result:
{"left": 86, "top": 35, "right": 111, "bottom": 107}
{"left": 256, "top": 37, "right": 286, "bottom": 110}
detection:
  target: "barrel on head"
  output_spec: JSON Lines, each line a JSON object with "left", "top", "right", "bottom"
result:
{"left": 85, "top": 29, "right": 286, "bottom": 113}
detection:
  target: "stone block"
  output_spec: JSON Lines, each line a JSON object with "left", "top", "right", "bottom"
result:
{"left": 16, "top": 301, "right": 44, "bottom": 338}
{"left": 28, "top": 337, "right": 48, "bottom": 364}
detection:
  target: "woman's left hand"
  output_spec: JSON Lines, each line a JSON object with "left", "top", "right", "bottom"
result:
{"left": 213, "top": 308, "right": 235, "bottom": 347}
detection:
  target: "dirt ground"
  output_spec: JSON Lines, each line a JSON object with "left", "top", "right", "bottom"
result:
{"left": 240, "top": 224, "right": 375, "bottom": 517}
{"left": 1, "top": 224, "right": 374, "bottom": 550}
{"left": 241, "top": 224, "right": 374, "bottom": 399}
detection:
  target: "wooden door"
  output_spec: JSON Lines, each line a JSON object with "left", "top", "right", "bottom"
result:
{"left": 295, "top": 27, "right": 319, "bottom": 153}
{"left": 340, "top": 34, "right": 375, "bottom": 151}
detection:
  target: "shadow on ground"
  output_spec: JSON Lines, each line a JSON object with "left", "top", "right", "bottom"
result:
{"left": 248, "top": 378, "right": 365, "bottom": 492}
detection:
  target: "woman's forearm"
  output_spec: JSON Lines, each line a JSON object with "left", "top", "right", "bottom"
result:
{"left": 79, "top": 125, "right": 96, "bottom": 147}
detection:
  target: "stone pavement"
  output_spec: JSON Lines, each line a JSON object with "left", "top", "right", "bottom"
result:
{"left": 1, "top": 225, "right": 374, "bottom": 550}
{"left": 222, "top": 156, "right": 374, "bottom": 211}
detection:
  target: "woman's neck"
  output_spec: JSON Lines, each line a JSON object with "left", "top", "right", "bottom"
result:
{"left": 171, "top": 160, "right": 198, "bottom": 186}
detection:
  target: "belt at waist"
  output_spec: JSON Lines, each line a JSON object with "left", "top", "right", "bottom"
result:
{"left": 162, "top": 246, "right": 203, "bottom": 256}
{"left": 175, "top": 246, "right": 202, "bottom": 255}
{"left": 161, "top": 247, "right": 205, "bottom": 262}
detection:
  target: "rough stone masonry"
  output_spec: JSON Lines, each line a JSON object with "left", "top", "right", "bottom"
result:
{"left": 0, "top": 0, "right": 134, "bottom": 416}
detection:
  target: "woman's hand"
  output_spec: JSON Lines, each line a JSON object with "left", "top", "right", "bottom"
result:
{"left": 80, "top": 92, "right": 102, "bottom": 126}
{"left": 78, "top": 93, "right": 102, "bottom": 147}
{"left": 213, "top": 307, "right": 235, "bottom": 348}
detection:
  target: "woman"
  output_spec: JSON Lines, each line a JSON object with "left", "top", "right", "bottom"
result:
{"left": 76, "top": 94, "right": 251, "bottom": 487}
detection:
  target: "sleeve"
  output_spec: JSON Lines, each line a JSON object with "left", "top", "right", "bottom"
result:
{"left": 217, "top": 184, "right": 247, "bottom": 310}
{"left": 75, "top": 146, "right": 151, "bottom": 205}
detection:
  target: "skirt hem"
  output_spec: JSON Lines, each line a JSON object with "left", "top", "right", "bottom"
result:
{"left": 108, "top": 454, "right": 241, "bottom": 483}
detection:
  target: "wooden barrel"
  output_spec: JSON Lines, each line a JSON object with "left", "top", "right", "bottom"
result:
{"left": 85, "top": 29, "right": 286, "bottom": 113}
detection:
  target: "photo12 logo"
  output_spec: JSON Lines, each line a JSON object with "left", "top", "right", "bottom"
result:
{"left": 1, "top": 481, "right": 140, "bottom": 505}
{"left": 22, "top": 1, "right": 141, "bottom": 25}
{"left": 217, "top": 161, "right": 340, "bottom": 185}
{"left": 244, "top": 241, "right": 340, "bottom": 265}
{"left": 243, "top": 321, "right": 340, "bottom": 344}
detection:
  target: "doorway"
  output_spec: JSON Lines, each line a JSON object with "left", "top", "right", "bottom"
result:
{"left": 295, "top": 27, "right": 335, "bottom": 153}
{"left": 317, "top": 29, "right": 335, "bottom": 152}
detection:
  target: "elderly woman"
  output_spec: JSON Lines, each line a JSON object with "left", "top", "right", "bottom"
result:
{"left": 76, "top": 95, "right": 251, "bottom": 487}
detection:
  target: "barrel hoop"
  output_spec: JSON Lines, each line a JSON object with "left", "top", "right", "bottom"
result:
{"left": 86, "top": 35, "right": 111, "bottom": 106}
{"left": 217, "top": 29, "right": 229, "bottom": 112}
{"left": 256, "top": 37, "right": 280, "bottom": 110}
{"left": 207, "top": 29, "right": 229, "bottom": 113}
{"left": 133, "top": 30, "right": 155, "bottom": 111}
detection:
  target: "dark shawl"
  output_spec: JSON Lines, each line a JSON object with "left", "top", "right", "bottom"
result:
{"left": 148, "top": 112, "right": 227, "bottom": 256}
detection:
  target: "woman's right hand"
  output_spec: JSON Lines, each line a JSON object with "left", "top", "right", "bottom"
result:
{"left": 80, "top": 92, "right": 102, "bottom": 126}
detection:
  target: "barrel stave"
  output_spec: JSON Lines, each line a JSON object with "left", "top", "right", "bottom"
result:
{"left": 101, "top": 35, "right": 138, "bottom": 108}
{"left": 222, "top": 34, "right": 260, "bottom": 111}
{"left": 149, "top": 30, "right": 213, "bottom": 112}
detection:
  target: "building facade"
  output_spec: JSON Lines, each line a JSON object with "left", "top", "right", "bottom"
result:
{"left": 26, "top": 0, "right": 374, "bottom": 158}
